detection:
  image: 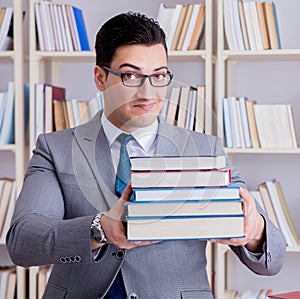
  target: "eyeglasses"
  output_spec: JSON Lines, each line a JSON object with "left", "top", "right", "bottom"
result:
{"left": 101, "top": 65, "right": 173, "bottom": 87}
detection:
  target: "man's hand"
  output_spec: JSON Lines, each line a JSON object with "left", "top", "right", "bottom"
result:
{"left": 210, "top": 188, "right": 265, "bottom": 252}
{"left": 98, "top": 184, "right": 158, "bottom": 250}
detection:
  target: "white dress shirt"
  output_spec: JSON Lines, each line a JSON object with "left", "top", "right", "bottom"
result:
{"left": 101, "top": 113, "right": 158, "bottom": 174}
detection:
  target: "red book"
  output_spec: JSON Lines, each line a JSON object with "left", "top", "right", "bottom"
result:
{"left": 269, "top": 291, "right": 300, "bottom": 299}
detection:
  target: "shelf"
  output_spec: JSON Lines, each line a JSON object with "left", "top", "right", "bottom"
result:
{"left": 222, "top": 49, "right": 300, "bottom": 61}
{"left": 0, "top": 144, "right": 17, "bottom": 153}
{"left": 31, "top": 49, "right": 207, "bottom": 62}
{"left": 0, "top": 51, "right": 15, "bottom": 61}
{"left": 224, "top": 148, "right": 300, "bottom": 155}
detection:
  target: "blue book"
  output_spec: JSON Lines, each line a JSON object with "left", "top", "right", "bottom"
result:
{"left": 133, "top": 184, "right": 240, "bottom": 202}
{"left": 272, "top": 2, "right": 281, "bottom": 49}
{"left": 72, "top": 6, "right": 90, "bottom": 51}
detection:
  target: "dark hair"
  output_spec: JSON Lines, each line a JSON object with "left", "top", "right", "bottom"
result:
{"left": 95, "top": 12, "right": 167, "bottom": 67}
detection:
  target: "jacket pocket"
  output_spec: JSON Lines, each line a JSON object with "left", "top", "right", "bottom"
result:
{"left": 181, "top": 289, "right": 213, "bottom": 299}
{"left": 43, "top": 283, "right": 67, "bottom": 299}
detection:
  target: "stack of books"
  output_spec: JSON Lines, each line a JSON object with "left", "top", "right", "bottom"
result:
{"left": 126, "top": 155, "right": 245, "bottom": 241}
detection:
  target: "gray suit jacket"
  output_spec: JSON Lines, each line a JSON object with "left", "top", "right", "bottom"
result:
{"left": 6, "top": 111, "right": 286, "bottom": 299}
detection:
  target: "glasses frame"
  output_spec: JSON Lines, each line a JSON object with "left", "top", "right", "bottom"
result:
{"left": 100, "top": 65, "right": 174, "bottom": 87}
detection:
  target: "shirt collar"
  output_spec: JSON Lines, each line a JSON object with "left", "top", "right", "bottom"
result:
{"left": 101, "top": 113, "right": 158, "bottom": 152}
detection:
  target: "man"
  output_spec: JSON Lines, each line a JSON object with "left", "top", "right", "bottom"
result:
{"left": 7, "top": 12, "right": 286, "bottom": 299}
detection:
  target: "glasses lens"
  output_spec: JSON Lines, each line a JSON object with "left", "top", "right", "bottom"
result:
{"left": 122, "top": 73, "right": 143, "bottom": 87}
{"left": 151, "top": 73, "right": 172, "bottom": 87}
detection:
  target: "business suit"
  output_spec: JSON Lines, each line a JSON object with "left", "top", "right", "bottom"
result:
{"left": 6, "top": 110, "right": 286, "bottom": 299}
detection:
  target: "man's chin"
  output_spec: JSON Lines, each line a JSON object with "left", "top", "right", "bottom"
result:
{"left": 125, "top": 113, "right": 158, "bottom": 129}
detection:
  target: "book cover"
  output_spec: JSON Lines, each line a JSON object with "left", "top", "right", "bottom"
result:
{"left": 130, "top": 155, "right": 226, "bottom": 171}
{"left": 269, "top": 291, "right": 300, "bottom": 299}
{"left": 127, "top": 214, "right": 244, "bottom": 241}
{"left": 131, "top": 168, "right": 232, "bottom": 189}
{"left": 72, "top": 6, "right": 90, "bottom": 51}
{"left": 126, "top": 198, "right": 243, "bottom": 218}
{"left": 133, "top": 184, "right": 240, "bottom": 202}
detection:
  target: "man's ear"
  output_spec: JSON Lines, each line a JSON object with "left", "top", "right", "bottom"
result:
{"left": 94, "top": 65, "right": 106, "bottom": 91}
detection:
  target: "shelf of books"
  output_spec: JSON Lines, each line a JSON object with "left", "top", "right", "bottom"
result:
{"left": 28, "top": 0, "right": 214, "bottom": 298}
{"left": 214, "top": 0, "right": 300, "bottom": 298}
{"left": 0, "top": 0, "right": 26, "bottom": 298}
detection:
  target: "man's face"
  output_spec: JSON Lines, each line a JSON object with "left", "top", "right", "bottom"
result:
{"left": 94, "top": 44, "right": 168, "bottom": 132}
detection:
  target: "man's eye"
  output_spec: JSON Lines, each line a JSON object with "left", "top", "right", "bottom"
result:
{"left": 153, "top": 73, "right": 167, "bottom": 81}
{"left": 123, "top": 73, "right": 141, "bottom": 80}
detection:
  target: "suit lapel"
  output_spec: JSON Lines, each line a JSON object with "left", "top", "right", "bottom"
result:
{"left": 73, "top": 111, "right": 118, "bottom": 210}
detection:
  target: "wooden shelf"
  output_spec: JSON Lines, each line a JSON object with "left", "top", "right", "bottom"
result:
{"left": 224, "top": 148, "right": 300, "bottom": 155}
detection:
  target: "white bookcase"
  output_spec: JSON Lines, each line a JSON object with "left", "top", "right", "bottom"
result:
{"left": 214, "top": 0, "right": 300, "bottom": 297}
{"left": 0, "top": 0, "right": 26, "bottom": 298}
{"left": 28, "top": 0, "right": 214, "bottom": 298}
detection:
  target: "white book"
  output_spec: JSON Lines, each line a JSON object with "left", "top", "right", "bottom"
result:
{"left": 166, "top": 4, "right": 183, "bottom": 50}
{"left": 0, "top": 7, "right": 13, "bottom": 50}
{"left": 0, "top": 181, "right": 16, "bottom": 243}
{"left": 286, "top": 104, "right": 298, "bottom": 148}
{"left": 229, "top": 97, "right": 241, "bottom": 148}
{"left": 250, "top": 190, "right": 265, "bottom": 212}
{"left": 177, "top": 86, "right": 190, "bottom": 128}
{"left": 238, "top": 97, "right": 252, "bottom": 148}
{"left": 61, "top": 4, "right": 74, "bottom": 51}
{"left": 223, "top": 0, "right": 235, "bottom": 50}
{"left": 194, "top": 85, "right": 205, "bottom": 133}
{"left": 186, "top": 88, "right": 196, "bottom": 130}
{"left": 235, "top": 97, "right": 246, "bottom": 148}
{"left": 243, "top": 2, "right": 257, "bottom": 50}
{"left": 51, "top": 4, "right": 63, "bottom": 51}
{"left": 165, "top": 86, "right": 180, "bottom": 126}
{"left": 34, "top": 84, "right": 45, "bottom": 141}
{"left": 223, "top": 97, "right": 234, "bottom": 148}
{"left": 249, "top": 1, "right": 264, "bottom": 50}
{"left": 40, "top": 1, "right": 54, "bottom": 51}
{"left": 182, "top": 4, "right": 200, "bottom": 51}
{"left": 231, "top": 0, "right": 245, "bottom": 50}
{"left": 265, "top": 180, "right": 298, "bottom": 247}
{"left": 156, "top": 3, "right": 175, "bottom": 39}
{"left": 34, "top": 3, "right": 45, "bottom": 51}
{"left": 0, "top": 82, "right": 14, "bottom": 145}
{"left": 57, "top": 4, "right": 69, "bottom": 51}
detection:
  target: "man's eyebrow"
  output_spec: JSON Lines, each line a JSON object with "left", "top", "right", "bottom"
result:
{"left": 118, "top": 63, "right": 168, "bottom": 72}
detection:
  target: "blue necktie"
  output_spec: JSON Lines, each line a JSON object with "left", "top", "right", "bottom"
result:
{"left": 105, "top": 134, "right": 133, "bottom": 299}
{"left": 115, "top": 133, "right": 133, "bottom": 199}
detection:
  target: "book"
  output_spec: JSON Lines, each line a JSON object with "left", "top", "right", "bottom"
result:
{"left": 265, "top": 2, "right": 280, "bottom": 49}
{"left": 194, "top": 85, "right": 205, "bottom": 133}
{"left": 266, "top": 179, "right": 299, "bottom": 247}
{"left": 130, "top": 155, "right": 226, "bottom": 171}
{"left": 166, "top": 4, "right": 183, "bottom": 50}
{"left": 126, "top": 214, "right": 245, "bottom": 241}
{"left": 0, "top": 82, "right": 14, "bottom": 145}
{"left": 269, "top": 291, "right": 300, "bottom": 299}
{"left": 126, "top": 198, "right": 243, "bottom": 218}
{"left": 133, "top": 184, "right": 240, "bottom": 202}
{"left": 72, "top": 6, "right": 90, "bottom": 51}
{"left": 165, "top": 86, "right": 180, "bottom": 125}
{"left": 170, "top": 6, "right": 187, "bottom": 51}
{"left": 5, "top": 271, "right": 16, "bottom": 299}
{"left": 176, "top": 86, "right": 190, "bottom": 128}
{"left": 245, "top": 99, "right": 260, "bottom": 148}
{"left": 131, "top": 168, "right": 231, "bottom": 189}
{"left": 256, "top": 2, "right": 270, "bottom": 50}
{"left": 176, "top": 4, "right": 194, "bottom": 50}
{"left": 0, "top": 7, "right": 13, "bottom": 51}
{"left": 238, "top": 0, "right": 250, "bottom": 50}
{"left": 0, "top": 179, "right": 14, "bottom": 234}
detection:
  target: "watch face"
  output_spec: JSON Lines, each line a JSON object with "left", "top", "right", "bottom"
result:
{"left": 90, "top": 226, "right": 105, "bottom": 243}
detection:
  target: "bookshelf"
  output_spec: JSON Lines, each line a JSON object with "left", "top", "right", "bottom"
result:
{"left": 27, "top": 0, "right": 214, "bottom": 298}
{"left": 0, "top": 0, "right": 26, "bottom": 298}
{"left": 214, "top": 0, "right": 300, "bottom": 297}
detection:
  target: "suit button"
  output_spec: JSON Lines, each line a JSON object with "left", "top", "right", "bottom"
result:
{"left": 59, "top": 257, "right": 66, "bottom": 263}
{"left": 115, "top": 249, "right": 125, "bottom": 260}
{"left": 128, "top": 293, "right": 138, "bottom": 299}
{"left": 267, "top": 252, "right": 272, "bottom": 263}
{"left": 75, "top": 255, "right": 82, "bottom": 263}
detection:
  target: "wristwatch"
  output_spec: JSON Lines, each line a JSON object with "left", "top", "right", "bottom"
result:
{"left": 90, "top": 213, "right": 108, "bottom": 244}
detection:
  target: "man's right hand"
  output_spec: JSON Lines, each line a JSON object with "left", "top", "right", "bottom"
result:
{"left": 99, "top": 184, "right": 158, "bottom": 250}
